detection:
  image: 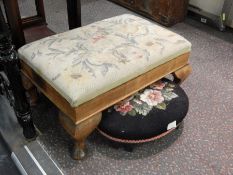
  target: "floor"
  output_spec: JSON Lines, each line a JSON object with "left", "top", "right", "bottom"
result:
{"left": 1, "top": 0, "right": 233, "bottom": 174}
{"left": 0, "top": 136, "right": 20, "bottom": 175}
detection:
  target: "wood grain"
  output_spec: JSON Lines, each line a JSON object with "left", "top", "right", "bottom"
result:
{"left": 172, "top": 64, "right": 192, "bottom": 84}
{"left": 109, "top": 0, "right": 189, "bottom": 26}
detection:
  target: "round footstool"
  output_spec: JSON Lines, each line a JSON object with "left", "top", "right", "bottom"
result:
{"left": 97, "top": 79, "right": 189, "bottom": 144}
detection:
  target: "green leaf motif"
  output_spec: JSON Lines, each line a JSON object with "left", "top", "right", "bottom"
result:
{"left": 167, "top": 83, "right": 175, "bottom": 88}
{"left": 128, "top": 109, "right": 137, "bottom": 116}
{"left": 156, "top": 102, "right": 166, "bottom": 110}
{"left": 133, "top": 101, "right": 152, "bottom": 116}
{"left": 164, "top": 87, "right": 173, "bottom": 92}
{"left": 142, "top": 102, "right": 150, "bottom": 108}
{"left": 163, "top": 91, "right": 178, "bottom": 101}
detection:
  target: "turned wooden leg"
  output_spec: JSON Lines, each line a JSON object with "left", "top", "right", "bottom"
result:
{"left": 0, "top": 11, "right": 36, "bottom": 140}
{"left": 172, "top": 64, "right": 192, "bottom": 84}
{"left": 21, "top": 74, "right": 38, "bottom": 106}
{"left": 59, "top": 112, "right": 102, "bottom": 160}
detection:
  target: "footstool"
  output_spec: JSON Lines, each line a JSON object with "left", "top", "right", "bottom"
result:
{"left": 98, "top": 79, "right": 189, "bottom": 147}
{"left": 18, "top": 14, "right": 192, "bottom": 159}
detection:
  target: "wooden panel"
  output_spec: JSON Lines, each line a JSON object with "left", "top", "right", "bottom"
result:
{"left": 20, "top": 52, "right": 190, "bottom": 124}
{"left": 21, "top": 0, "right": 47, "bottom": 28}
{"left": 158, "top": 0, "right": 170, "bottom": 17}
{"left": 108, "top": 0, "right": 189, "bottom": 26}
{"left": 22, "top": 16, "right": 46, "bottom": 29}
{"left": 24, "top": 25, "right": 55, "bottom": 43}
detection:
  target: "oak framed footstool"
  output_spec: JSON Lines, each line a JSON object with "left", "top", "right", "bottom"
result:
{"left": 18, "top": 14, "right": 192, "bottom": 159}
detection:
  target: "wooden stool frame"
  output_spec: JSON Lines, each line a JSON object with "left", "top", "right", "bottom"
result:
{"left": 20, "top": 52, "right": 191, "bottom": 159}
{"left": 3, "top": 0, "right": 191, "bottom": 159}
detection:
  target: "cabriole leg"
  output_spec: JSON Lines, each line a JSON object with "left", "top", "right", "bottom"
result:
{"left": 59, "top": 112, "right": 102, "bottom": 159}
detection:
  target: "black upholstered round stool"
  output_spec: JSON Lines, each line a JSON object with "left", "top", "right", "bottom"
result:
{"left": 97, "top": 79, "right": 189, "bottom": 150}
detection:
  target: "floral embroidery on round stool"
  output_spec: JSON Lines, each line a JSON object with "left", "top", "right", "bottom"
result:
{"left": 97, "top": 78, "right": 189, "bottom": 146}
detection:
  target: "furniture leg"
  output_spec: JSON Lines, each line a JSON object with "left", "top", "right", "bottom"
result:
{"left": 3, "top": 0, "right": 25, "bottom": 49}
{"left": 3, "top": 45, "right": 37, "bottom": 140}
{"left": 172, "top": 64, "right": 192, "bottom": 84}
{"left": 59, "top": 112, "right": 102, "bottom": 159}
{"left": 66, "top": 0, "right": 81, "bottom": 29}
{"left": 0, "top": 7, "right": 36, "bottom": 139}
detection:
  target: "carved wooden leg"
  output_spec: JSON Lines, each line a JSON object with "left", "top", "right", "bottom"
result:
{"left": 0, "top": 8, "right": 36, "bottom": 140}
{"left": 172, "top": 64, "right": 192, "bottom": 84}
{"left": 59, "top": 112, "right": 102, "bottom": 160}
{"left": 21, "top": 74, "right": 38, "bottom": 106}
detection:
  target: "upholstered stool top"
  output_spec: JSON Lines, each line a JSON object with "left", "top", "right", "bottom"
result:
{"left": 18, "top": 14, "right": 191, "bottom": 107}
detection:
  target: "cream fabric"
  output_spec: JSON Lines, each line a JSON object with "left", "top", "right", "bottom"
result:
{"left": 18, "top": 14, "right": 191, "bottom": 107}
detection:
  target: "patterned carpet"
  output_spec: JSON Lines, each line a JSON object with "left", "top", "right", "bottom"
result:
{"left": 12, "top": 0, "right": 233, "bottom": 174}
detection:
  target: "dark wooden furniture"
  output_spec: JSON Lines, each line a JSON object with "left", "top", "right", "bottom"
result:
{"left": 3, "top": 0, "right": 81, "bottom": 49}
{"left": 109, "top": 0, "right": 189, "bottom": 26}
{"left": 0, "top": 6, "right": 36, "bottom": 139}
{"left": 0, "top": 0, "right": 81, "bottom": 139}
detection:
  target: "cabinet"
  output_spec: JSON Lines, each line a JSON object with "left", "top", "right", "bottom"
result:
{"left": 109, "top": 0, "right": 189, "bottom": 26}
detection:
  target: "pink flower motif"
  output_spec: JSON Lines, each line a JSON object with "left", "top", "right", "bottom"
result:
{"left": 150, "top": 81, "right": 165, "bottom": 90}
{"left": 114, "top": 101, "right": 133, "bottom": 115}
{"left": 92, "top": 35, "right": 105, "bottom": 43}
{"left": 140, "top": 89, "right": 164, "bottom": 106}
{"left": 131, "top": 51, "right": 144, "bottom": 59}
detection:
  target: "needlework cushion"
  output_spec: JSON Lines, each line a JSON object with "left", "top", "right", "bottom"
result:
{"left": 18, "top": 14, "right": 191, "bottom": 107}
{"left": 98, "top": 79, "right": 189, "bottom": 143}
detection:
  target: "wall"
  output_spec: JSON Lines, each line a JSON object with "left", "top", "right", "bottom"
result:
{"left": 189, "top": 0, "right": 225, "bottom": 15}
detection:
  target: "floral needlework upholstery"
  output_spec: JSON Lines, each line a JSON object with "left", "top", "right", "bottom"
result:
{"left": 18, "top": 14, "right": 191, "bottom": 107}
{"left": 98, "top": 79, "right": 189, "bottom": 143}
{"left": 114, "top": 80, "right": 178, "bottom": 116}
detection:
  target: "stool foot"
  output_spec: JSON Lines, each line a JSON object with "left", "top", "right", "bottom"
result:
{"left": 59, "top": 112, "right": 102, "bottom": 159}
{"left": 172, "top": 64, "right": 192, "bottom": 84}
{"left": 72, "top": 140, "right": 86, "bottom": 160}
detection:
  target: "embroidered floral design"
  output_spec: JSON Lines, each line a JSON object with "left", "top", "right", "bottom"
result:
{"left": 150, "top": 80, "right": 166, "bottom": 90}
{"left": 18, "top": 15, "right": 190, "bottom": 108}
{"left": 113, "top": 44, "right": 150, "bottom": 64}
{"left": 114, "top": 101, "right": 133, "bottom": 116}
{"left": 113, "top": 80, "right": 178, "bottom": 116}
{"left": 140, "top": 89, "right": 164, "bottom": 106}
{"left": 92, "top": 34, "right": 106, "bottom": 43}
{"left": 19, "top": 15, "right": 189, "bottom": 83}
